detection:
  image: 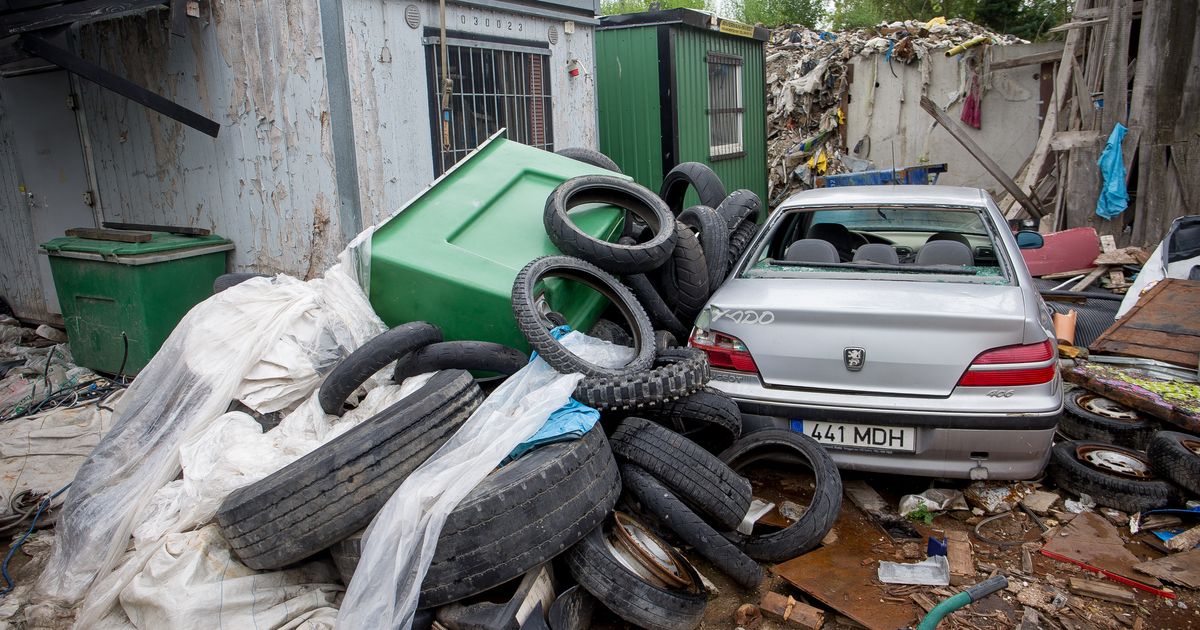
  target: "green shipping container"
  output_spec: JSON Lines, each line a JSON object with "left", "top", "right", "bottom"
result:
{"left": 596, "top": 9, "right": 769, "bottom": 208}
{"left": 40, "top": 233, "right": 233, "bottom": 376}
{"left": 368, "top": 134, "right": 626, "bottom": 352}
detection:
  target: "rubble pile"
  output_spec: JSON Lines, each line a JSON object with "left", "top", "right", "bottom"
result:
{"left": 765, "top": 18, "right": 1027, "bottom": 204}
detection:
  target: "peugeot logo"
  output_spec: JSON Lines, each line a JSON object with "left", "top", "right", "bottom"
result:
{"left": 844, "top": 347, "right": 865, "bottom": 371}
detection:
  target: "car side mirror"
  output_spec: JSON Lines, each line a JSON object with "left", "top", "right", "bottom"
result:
{"left": 1016, "top": 230, "right": 1044, "bottom": 250}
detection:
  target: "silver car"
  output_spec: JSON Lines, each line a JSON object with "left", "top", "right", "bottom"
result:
{"left": 690, "top": 186, "right": 1062, "bottom": 480}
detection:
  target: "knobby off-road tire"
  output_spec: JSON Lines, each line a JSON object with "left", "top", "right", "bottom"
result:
{"left": 659, "top": 162, "right": 727, "bottom": 217}
{"left": 621, "top": 464, "right": 762, "bottom": 588}
{"left": 565, "top": 525, "right": 706, "bottom": 630}
{"left": 1049, "top": 440, "right": 1177, "bottom": 513}
{"left": 392, "top": 341, "right": 528, "bottom": 382}
{"left": 573, "top": 347, "right": 709, "bottom": 411}
{"left": 218, "top": 370, "right": 482, "bottom": 570}
{"left": 419, "top": 426, "right": 621, "bottom": 607}
{"left": 610, "top": 417, "right": 751, "bottom": 531}
{"left": 678, "top": 204, "right": 730, "bottom": 289}
{"left": 512, "top": 256, "right": 655, "bottom": 378}
{"left": 318, "top": 322, "right": 443, "bottom": 415}
{"left": 555, "top": 147, "right": 621, "bottom": 173}
{"left": 544, "top": 176, "right": 676, "bottom": 275}
{"left": 718, "top": 429, "right": 843, "bottom": 562}
{"left": 1147, "top": 431, "right": 1200, "bottom": 496}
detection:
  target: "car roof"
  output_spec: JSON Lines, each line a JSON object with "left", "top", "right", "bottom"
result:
{"left": 778, "top": 185, "right": 989, "bottom": 209}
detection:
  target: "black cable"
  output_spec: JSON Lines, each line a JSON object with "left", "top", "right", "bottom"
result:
{"left": 115, "top": 332, "right": 129, "bottom": 386}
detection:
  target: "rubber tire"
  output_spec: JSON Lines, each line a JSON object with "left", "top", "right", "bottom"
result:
{"left": 1147, "top": 431, "right": 1200, "bottom": 496}
{"left": 1049, "top": 440, "right": 1178, "bottom": 513}
{"left": 218, "top": 370, "right": 483, "bottom": 570}
{"left": 556, "top": 147, "right": 621, "bottom": 173}
{"left": 610, "top": 417, "right": 751, "bottom": 531}
{"left": 659, "top": 162, "right": 727, "bottom": 217}
{"left": 588, "top": 318, "right": 634, "bottom": 347}
{"left": 715, "top": 189, "right": 763, "bottom": 231}
{"left": 678, "top": 205, "right": 730, "bottom": 289}
{"left": 419, "top": 426, "right": 621, "bottom": 607}
{"left": 565, "top": 524, "right": 706, "bottom": 630}
{"left": 213, "top": 272, "right": 270, "bottom": 294}
{"left": 726, "top": 220, "right": 760, "bottom": 274}
{"left": 544, "top": 176, "right": 677, "bottom": 275}
{"left": 392, "top": 340, "right": 527, "bottom": 382}
{"left": 718, "top": 429, "right": 843, "bottom": 562}
{"left": 623, "top": 273, "right": 688, "bottom": 341}
{"left": 574, "top": 347, "right": 709, "bottom": 411}
{"left": 621, "top": 464, "right": 762, "bottom": 588}
{"left": 318, "top": 322, "right": 443, "bottom": 415}
{"left": 637, "top": 387, "right": 742, "bottom": 452}
{"left": 1060, "top": 389, "right": 1158, "bottom": 450}
{"left": 512, "top": 256, "right": 655, "bottom": 378}
{"left": 655, "top": 222, "right": 710, "bottom": 325}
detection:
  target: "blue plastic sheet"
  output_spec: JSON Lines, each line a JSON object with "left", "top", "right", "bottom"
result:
{"left": 510, "top": 324, "right": 600, "bottom": 462}
{"left": 1095, "top": 123, "right": 1129, "bottom": 220}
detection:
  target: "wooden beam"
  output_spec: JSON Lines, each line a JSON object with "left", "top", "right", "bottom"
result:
{"left": 168, "top": 0, "right": 187, "bottom": 37}
{"left": 65, "top": 227, "right": 152, "bottom": 243}
{"left": 17, "top": 34, "right": 219, "bottom": 137}
{"left": 1070, "top": 266, "right": 1108, "bottom": 292}
{"left": 1050, "top": 130, "right": 1104, "bottom": 151}
{"left": 1102, "top": 0, "right": 1133, "bottom": 131}
{"left": 1048, "top": 17, "right": 1108, "bottom": 33}
{"left": 1072, "top": 63, "right": 1093, "bottom": 129}
{"left": 921, "top": 95, "right": 1044, "bottom": 219}
{"left": 1, "top": 0, "right": 168, "bottom": 35}
{"left": 1075, "top": 2, "right": 1142, "bottom": 19}
{"left": 989, "top": 49, "right": 1066, "bottom": 71}
{"left": 946, "top": 530, "right": 974, "bottom": 586}
{"left": 1068, "top": 577, "right": 1137, "bottom": 605}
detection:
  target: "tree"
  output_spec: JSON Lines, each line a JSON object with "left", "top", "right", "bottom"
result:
{"left": 731, "top": 0, "right": 825, "bottom": 27}
{"left": 600, "top": 0, "right": 707, "bottom": 16}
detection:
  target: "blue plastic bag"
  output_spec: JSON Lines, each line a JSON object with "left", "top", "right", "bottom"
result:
{"left": 1095, "top": 123, "right": 1129, "bottom": 220}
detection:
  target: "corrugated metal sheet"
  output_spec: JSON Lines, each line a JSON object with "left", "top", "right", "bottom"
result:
{"left": 672, "top": 26, "right": 767, "bottom": 206}
{"left": 73, "top": 4, "right": 346, "bottom": 278}
{"left": 596, "top": 27, "right": 664, "bottom": 189}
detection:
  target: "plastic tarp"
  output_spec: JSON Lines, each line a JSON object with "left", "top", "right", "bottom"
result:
{"left": 33, "top": 250, "right": 389, "bottom": 626}
{"left": 338, "top": 332, "right": 631, "bottom": 630}
{"left": 1095, "top": 123, "right": 1129, "bottom": 220}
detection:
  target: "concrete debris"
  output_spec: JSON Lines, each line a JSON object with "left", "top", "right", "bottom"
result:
{"left": 1021, "top": 490, "right": 1062, "bottom": 515}
{"left": 765, "top": 19, "right": 1026, "bottom": 204}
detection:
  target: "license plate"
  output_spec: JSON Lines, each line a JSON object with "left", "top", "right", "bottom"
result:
{"left": 790, "top": 419, "right": 916, "bottom": 452}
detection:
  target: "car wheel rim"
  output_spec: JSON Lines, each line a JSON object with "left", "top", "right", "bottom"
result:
{"left": 1078, "top": 394, "right": 1139, "bottom": 422}
{"left": 1184, "top": 439, "right": 1200, "bottom": 457}
{"left": 1076, "top": 444, "right": 1153, "bottom": 479}
{"left": 605, "top": 512, "right": 699, "bottom": 592}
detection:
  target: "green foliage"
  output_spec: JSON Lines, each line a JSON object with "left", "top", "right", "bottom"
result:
{"left": 906, "top": 502, "right": 936, "bottom": 525}
{"left": 731, "top": 0, "right": 825, "bottom": 27}
{"left": 600, "top": 0, "right": 707, "bottom": 16}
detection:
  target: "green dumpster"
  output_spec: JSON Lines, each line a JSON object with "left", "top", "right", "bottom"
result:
{"left": 40, "top": 232, "right": 234, "bottom": 375}
{"left": 369, "top": 134, "right": 627, "bottom": 352}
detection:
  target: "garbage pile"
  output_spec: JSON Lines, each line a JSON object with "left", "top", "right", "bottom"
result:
{"left": 765, "top": 18, "right": 1026, "bottom": 204}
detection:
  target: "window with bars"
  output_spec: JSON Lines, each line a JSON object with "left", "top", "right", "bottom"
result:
{"left": 707, "top": 53, "right": 744, "bottom": 160}
{"left": 425, "top": 35, "right": 554, "bottom": 175}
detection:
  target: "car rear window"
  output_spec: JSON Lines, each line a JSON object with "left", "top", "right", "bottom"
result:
{"left": 741, "top": 205, "right": 1011, "bottom": 284}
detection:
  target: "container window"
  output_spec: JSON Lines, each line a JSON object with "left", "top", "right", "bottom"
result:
{"left": 707, "top": 52, "right": 743, "bottom": 160}
{"left": 426, "top": 37, "right": 553, "bottom": 175}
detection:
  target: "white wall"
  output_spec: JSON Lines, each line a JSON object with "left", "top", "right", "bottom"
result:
{"left": 845, "top": 42, "right": 1061, "bottom": 196}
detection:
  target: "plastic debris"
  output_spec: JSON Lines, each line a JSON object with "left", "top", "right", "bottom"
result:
{"left": 899, "top": 488, "right": 969, "bottom": 518}
{"left": 1065, "top": 494, "right": 1097, "bottom": 514}
{"left": 877, "top": 555, "right": 950, "bottom": 585}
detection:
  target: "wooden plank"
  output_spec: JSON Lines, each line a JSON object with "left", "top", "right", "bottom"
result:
{"left": 1041, "top": 267, "right": 1098, "bottom": 280}
{"left": 1133, "top": 550, "right": 1200, "bottom": 589}
{"left": 101, "top": 221, "right": 211, "bottom": 236}
{"left": 64, "top": 227, "right": 152, "bottom": 243}
{"left": 920, "top": 96, "right": 1043, "bottom": 219}
{"left": 1061, "top": 362, "right": 1200, "bottom": 433}
{"left": 1090, "top": 279, "right": 1200, "bottom": 367}
{"left": 760, "top": 592, "right": 825, "bottom": 629}
{"left": 1075, "top": 2, "right": 1142, "bottom": 19}
{"left": 1070, "top": 266, "right": 1108, "bottom": 292}
{"left": 1048, "top": 17, "right": 1108, "bottom": 33}
{"left": 1068, "top": 577, "right": 1137, "bottom": 605}
{"left": 17, "top": 34, "right": 219, "bottom": 138}
{"left": 946, "top": 530, "right": 974, "bottom": 586}
{"left": 169, "top": 0, "right": 187, "bottom": 37}
{"left": 1099, "top": 235, "right": 1126, "bottom": 287}
{"left": 1102, "top": 0, "right": 1132, "bottom": 130}
{"left": 1165, "top": 524, "right": 1200, "bottom": 552}
{"left": 989, "top": 49, "right": 1066, "bottom": 71}
{"left": 1050, "top": 130, "right": 1103, "bottom": 151}
{"left": 1, "top": 0, "right": 167, "bottom": 34}
{"left": 1072, "top": 63, "right": 1094, "bottom": 129}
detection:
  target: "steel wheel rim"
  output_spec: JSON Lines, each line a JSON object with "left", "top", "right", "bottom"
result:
{"left": 606, "top": 512, "right": 699, "bottom": 592}
{"left": 1078, "top": 393, "right": 1139, "bottom": 422}
{"left": 1076, "top": 444, "right": 1153, "bottom": 479}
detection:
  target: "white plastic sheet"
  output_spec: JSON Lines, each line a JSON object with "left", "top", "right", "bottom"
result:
{"left": 338, "top": 332, "right": 632, "bottom": 630}
{"left": 34, "top": 256, "right": 386, "bottom": 622}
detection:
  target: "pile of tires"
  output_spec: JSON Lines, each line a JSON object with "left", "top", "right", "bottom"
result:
{"left": 543, "top": 161, "right": 763, "bottom": 341}
{"left": 1050, "top": 388, "right": 1200, "bottom": 514}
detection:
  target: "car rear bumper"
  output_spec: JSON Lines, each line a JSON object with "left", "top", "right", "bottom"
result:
{"left": 728, "top": 396, "right": 1059, "bottom": 480}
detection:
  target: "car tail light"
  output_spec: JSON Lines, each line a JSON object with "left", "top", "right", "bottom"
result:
{"left": 689, "top": 329, "right": 758, "bottom": 373}
{"left": 957, "top": 339, "right": 1056, "bottom": 387}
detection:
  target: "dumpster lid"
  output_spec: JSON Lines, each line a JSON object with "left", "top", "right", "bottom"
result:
{"left": 41, "top": 232, "right": 231, "bottom": 256}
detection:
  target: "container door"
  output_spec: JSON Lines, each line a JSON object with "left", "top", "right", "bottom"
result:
{"left": 0, "top": 71, "right": 96, "bottom": 315}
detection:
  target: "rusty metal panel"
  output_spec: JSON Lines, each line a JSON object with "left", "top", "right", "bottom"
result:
{"left": 71, "top": 3, "right": 346, "bottom": 278}
{"left": 1089, "top": 279, "right": 1200, "bottom": 367}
